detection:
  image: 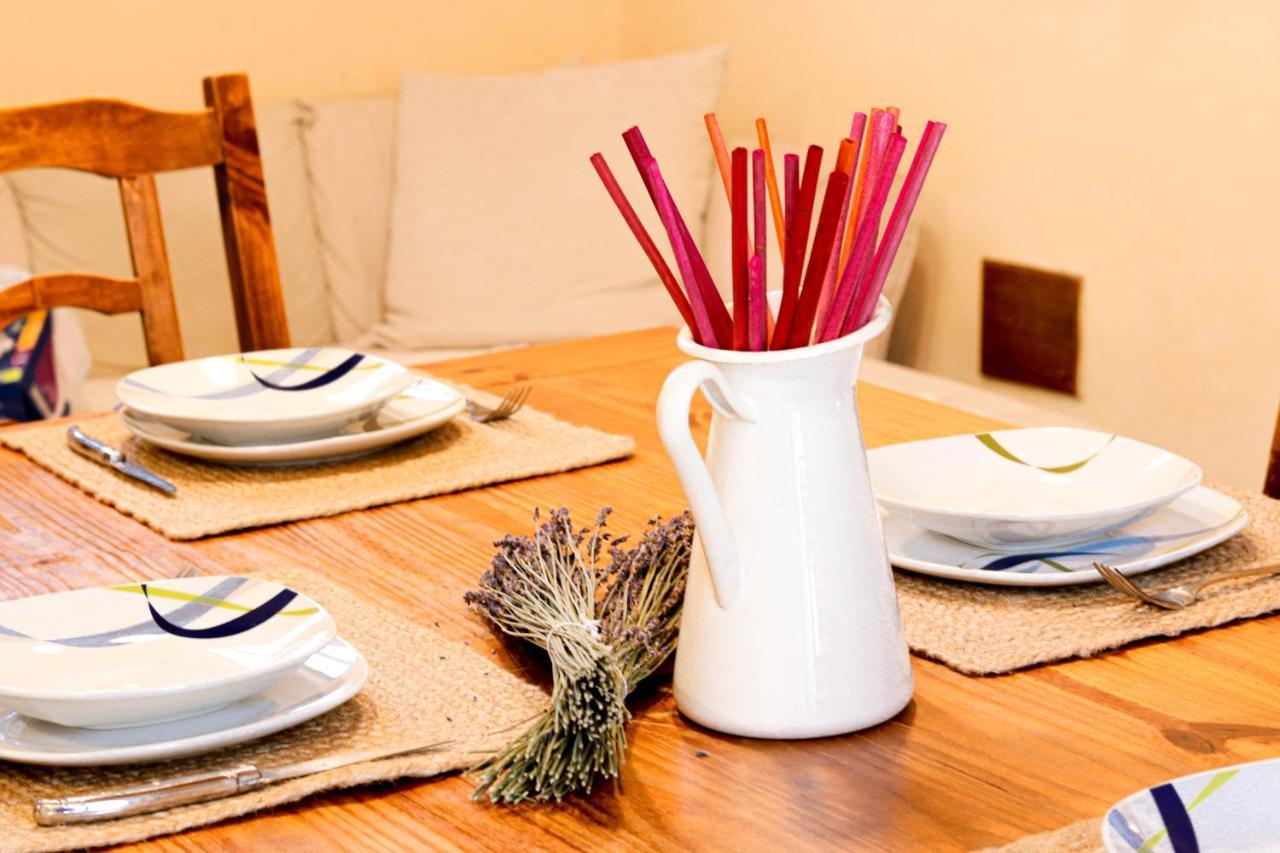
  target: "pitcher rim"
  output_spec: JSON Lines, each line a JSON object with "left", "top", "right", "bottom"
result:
{"left": 675, "top": 296, "right": 893, "bottom": 364}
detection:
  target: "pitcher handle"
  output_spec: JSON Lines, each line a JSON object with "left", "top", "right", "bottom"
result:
{"left": 657, "top": 360, "right": 759, "bottom": 609}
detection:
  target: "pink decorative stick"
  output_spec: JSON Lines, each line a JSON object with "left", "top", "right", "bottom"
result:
{"left": 783, "top": 153, "right": 799, "bottom": 239}
{"left": 848, "top": 121, "right": 947, "bottom": 331}
{"left": 852, "top": 110, "right": 896, "bottom": 241}
{"left": 590, "top": 153, "right": 699, "bottom": 340}
{"left": 818, "top": 133, "right": 907, "bottom": 342}
{"left": 731, "top": 147, "right": 750, "bottom": 350}
{"left": 747, "top": 252, "right": 766, "bottom": 351}
{"left": 750, "top": 149, "right": 768, "bottom": 349}
{"left": 644, "top": 158, "right": 720, "bottom": 346}
{"left": 814, "top": 114, "right": 867, "bottom": 333}
{"left": 623, "top": 126, "right": 732, "bottom": 347}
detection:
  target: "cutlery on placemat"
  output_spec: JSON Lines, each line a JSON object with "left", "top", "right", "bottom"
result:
{"left": 1093, "top": 560, "right": 1280, "bottom": 610}
{"left": 466, "top": 385, "right": 530, "bottom": 424}
{"left": 66, "top": 425, "right": 176, "bottom": 495}
{"left": 34, "top": 739, "right": 451, "bottom": 825}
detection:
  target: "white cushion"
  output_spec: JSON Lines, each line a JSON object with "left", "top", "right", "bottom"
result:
{"left": 375, "top": 45, "right": 727, "bottom": 349}
{"left": 6, "top": 102, "right": 330, "bottom": 370}
{"left": 0, "top": 178, "right": 27, "bottom": 269}
{"left": 701, "top": 135, "right": 917, "bottom": 360}
{"left": 298, "top": 96, "right": 397, "bottom": 343}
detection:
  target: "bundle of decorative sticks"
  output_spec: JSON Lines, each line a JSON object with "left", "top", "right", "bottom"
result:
{"left": 592, "top": 110, "right": 945, "bottom": 351}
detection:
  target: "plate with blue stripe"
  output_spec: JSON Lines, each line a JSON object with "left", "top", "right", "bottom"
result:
{"left": 882, "top": 486, "right": 1245, "bottom": 587}
{"left": 1103, "top": 758, "right": 1274, "bottom": 851}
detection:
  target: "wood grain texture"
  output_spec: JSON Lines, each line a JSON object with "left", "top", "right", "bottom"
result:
{"left": 1266, "top": 402, "right": 1280, "bottom": 499}
{"left": 119, "top": 174, "right": 184, "bottom": 364}
{"left": 203, "top": 74, "right": 291, "bottom": 353}
{"left": 0, "top": 274, "right": 142, "bottom": 327}
{"left": 0, "top": 99, "right": 220, "bottom": 177}
{"left": 981, "top": 259, "right": 1081, "bottom": 395}
{"left": 1, "top": 328, "right": 1276, "bottom": 851}
{"left": 0, "top": 74, "right": 288, "bottom": 364}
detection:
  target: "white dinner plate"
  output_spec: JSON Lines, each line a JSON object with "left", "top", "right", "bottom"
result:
{"left": 0, "top": 637, "right": 366, "bottom": 766}
{"left": 869, "top": 428, "right": 1203, "bottom": 551}
{"left": 883, "top": 486, "right": 1245, "bottom": 587}
{"left": 1103, "top": 757, "right": 1277, "bottom": 852}
{"left": 122, "top": 377, "right": 465, "bottom": 465}
{"left": 117, "top": 348, "right": 415, "bottom": 445}
{"left": 0, "top": 576, "right": 336, "bottom": 728}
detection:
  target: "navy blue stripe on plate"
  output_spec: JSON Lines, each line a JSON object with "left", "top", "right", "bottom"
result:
{"left": 1151, "top": 782, "right": 1200, "bottom": 853}
{"left": 142, "top": 583, "right": 298, "bottom": 639}
{"left": 251, "top": 352, "right": 365, "bottom": 391}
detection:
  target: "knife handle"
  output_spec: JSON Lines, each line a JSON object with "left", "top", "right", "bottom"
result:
{"left": 34, "top": 763, "right": 263, "bottom": 826}
{"left": 67, "top": 425, "right": 122, "bottom": 466}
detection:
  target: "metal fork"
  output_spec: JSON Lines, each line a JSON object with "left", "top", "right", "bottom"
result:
{"left": 1093, "top": 560, "right": 1280, "bottom": 610}
{"left": 467, "top": 386, "right": 530, "bottom": 424}
{"left": 174, "top": 565, "right": 201, "bottom": 579}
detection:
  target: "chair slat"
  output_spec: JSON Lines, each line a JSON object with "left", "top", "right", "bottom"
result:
{"left": 204, "top": 75, "right": 291, "bottom": 352}
{"left": 0, "top": 274, "right": 144, "bottom": 326}
{"left": 120, "top": 174, "right": 184, "bottom": 364}
{"left": 0, "top": 99, "right": 221, "bottom": 178}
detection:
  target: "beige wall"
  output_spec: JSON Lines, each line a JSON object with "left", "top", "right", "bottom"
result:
{"left": 623, "top": 0, "right": 1280, "bottom": 490}
{"left": 0, "top": 0, "right": 623, "bottom": 108}
{"left": 3, "top": 1, "right": 1276, "bottom": 489}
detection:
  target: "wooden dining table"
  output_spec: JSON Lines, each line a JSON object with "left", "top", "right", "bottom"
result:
{"left": 2, "top": 327, "right": 1278, "bottom": 852}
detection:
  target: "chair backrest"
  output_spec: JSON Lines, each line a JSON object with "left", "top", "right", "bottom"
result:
{"left": 1267, "top": 405, "right": 1280, "bottom": 499}
{"left": 0, "top": 74, "right": 290, "bottom": 364}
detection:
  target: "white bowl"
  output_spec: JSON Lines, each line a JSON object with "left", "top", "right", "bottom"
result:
{"left": 117, "top": 348, "right": 415, "bottom": 445}
{"left": 868, "top": 427, "right": 1202, "bottom": 551}
{"left": 0, "top": 576, "right": 336, "bottom": 729}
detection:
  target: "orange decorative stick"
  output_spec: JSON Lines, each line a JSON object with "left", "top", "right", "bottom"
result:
{"left": 704, "top": 113, "right": 733, "bottom": 204}
{"left": 814, "top": 131, "right": 863, "bottom": 334}
{"left": 755, "top": 118, "right": 787, "bottom": 257}
{"left": 839, "top": 108, "right": 883, "bottom": 275}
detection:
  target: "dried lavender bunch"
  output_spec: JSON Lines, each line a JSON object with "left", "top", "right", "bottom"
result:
{"left": 464, "top": 507, "right": 693, "bottom": 803}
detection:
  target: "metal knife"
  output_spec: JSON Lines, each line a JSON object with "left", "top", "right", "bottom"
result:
{"left": 34, "top": 740, "right": 451, "bottom": 825}
{"left": 66, "top": 425, "right": 176, "bottom": 495}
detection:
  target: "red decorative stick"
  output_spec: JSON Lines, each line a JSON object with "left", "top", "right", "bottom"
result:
{"left": 771, "top": 145, "right": 823, "bottom": 349}
{"left": 783, "top": 153, "right": 799, "bottom": 238}
{"left": 747, "top": 252, "right": 766, "bottom": 351}
{"left": 781, "top": 165, "right": 849, "bottom": 348}
{"left": 750, "top": 149, "right": 768, "bottom": 350}
{"left": 731, "top": 147, "right": 750, "bottom": 350}
{"left": 818, "top": 133, "right": 906, "bottom": 342}
{"left": 623, "top": 126, "right": 733, "bottom": 347}
{"left": 589, "top": 153, "right": 699, "bottom": 340}
{"left": 644, "top": 158, "right": 721, "bottom": 346}
{"left": 848, "top": 121, "right": 947, "bottom": 331}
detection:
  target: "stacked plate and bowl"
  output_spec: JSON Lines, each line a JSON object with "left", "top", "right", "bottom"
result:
{"left": 0, "top": 576, "right": 361, "bottom": 766}
{"left": 868, "top": 427, "right": 1246, "bottom": 587}
{"left": 115, "top": 348, "right": 465, "bottom": 464}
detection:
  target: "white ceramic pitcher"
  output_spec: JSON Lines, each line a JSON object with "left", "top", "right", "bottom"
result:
{"left": 657, "top": 295, "right": 912, "bottom": 739}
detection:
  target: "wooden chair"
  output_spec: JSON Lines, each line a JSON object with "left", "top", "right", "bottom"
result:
{"left": 0, "top": 74, "right": 291, "bottom": 364}
{"left": 1267, "top": 404, "right": 1280, "bottom": 499}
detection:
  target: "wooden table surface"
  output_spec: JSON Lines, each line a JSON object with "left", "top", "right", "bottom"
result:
{"left": 3, "top": 327, "right": 1278, "bottom": 852}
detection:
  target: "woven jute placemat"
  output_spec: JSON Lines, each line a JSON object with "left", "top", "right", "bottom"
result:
{"left": 0, "top": 382, "right": 634, "bottom": 540}
{"left": 0, "top": 566, "right": 548, "bottom": 853}
{"left": 897, "top": 488, "right": 1280, "bottom": 675}
{"left": 977, "top": 817, "right": 1100, "bottom": 852}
